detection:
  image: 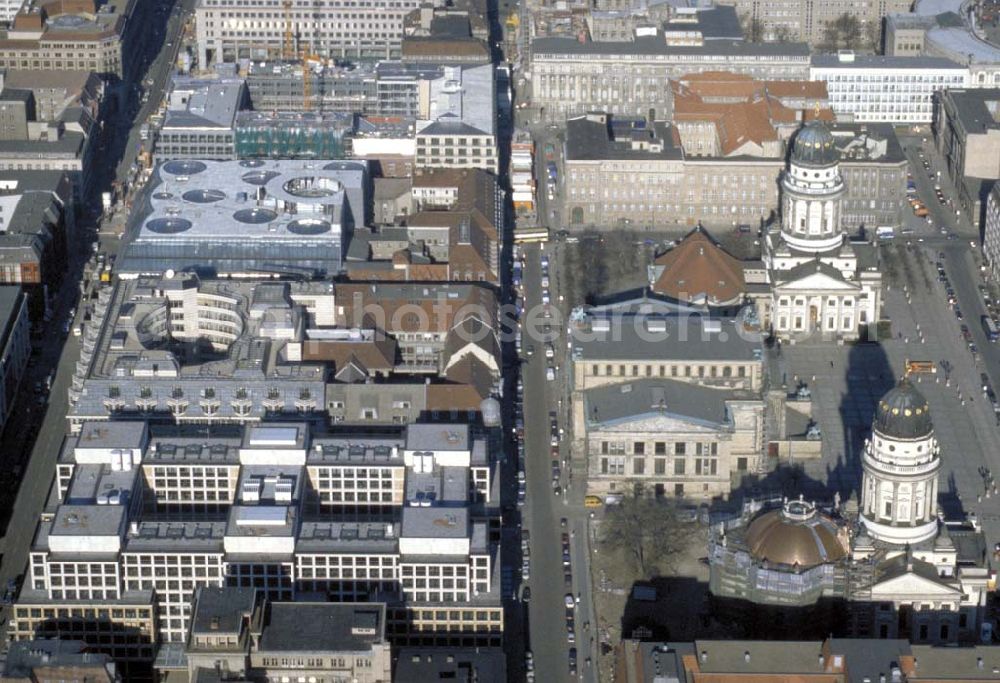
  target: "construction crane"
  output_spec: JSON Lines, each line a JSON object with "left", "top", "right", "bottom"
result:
{"left": 282, "top": 0, "right": 295, "bottom": 60}
{"left": 302, "top": 56, "right": 312, "bottom": 112}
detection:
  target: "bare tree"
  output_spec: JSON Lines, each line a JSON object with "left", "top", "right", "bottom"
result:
{"left": 741, "top": 12, "right": 764, "bottom": 42}
{"left": 601, "top": 489, "right": 696, "bottom": 579}
{"left": 819, "top": 13, "right": 863, "bottom": 51}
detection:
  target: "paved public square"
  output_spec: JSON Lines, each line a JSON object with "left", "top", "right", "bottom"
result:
{"left": 771, "top": 243, "right": 1000, "bottom": 554}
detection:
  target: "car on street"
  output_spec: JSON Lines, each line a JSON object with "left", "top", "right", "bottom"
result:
{"left": 564, "top": 593, "right": 575, "bottom": 608}
{"left": 569, "top": 648, "right": 578, "bottom": 676}
{"left": 522, "top": 587, "right": 531, "bottom": 603}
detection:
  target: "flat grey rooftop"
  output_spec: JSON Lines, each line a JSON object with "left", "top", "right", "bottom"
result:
{"left": 394, "top": 647, "right": 506, "bottom": 681}
{"left": 259, "top": 602, "right": 386, "bottom": 652}
{"left": 405, "top": 423, "right": 470, "bottom": 451}
{"left": 295, "top": 521, "right": 400, "bottom": 554}
{"left": 309, "top": 436, "right": 405, "bottom": 465}
{"left": 136, "top": 159, "right": 366, "bottom": 240}
{"left": 190, "top": 586, "right": 256, "bottom": 636}
{"left": 400, "top": 506, "right": 469, "bottom": 539}
{"left": 811, "top": 54, "right": 965, "bottom": 69}
{"left": 125, "top": 521, "right": 227, "bottom": 552}
{"left": 570, "top": 315, "right": 763, "bottom": 362}
{"left": 418, "top": 63, "right": 494, "bottom": 137}
{"left": 50, "top": 504, "right": 126, "bottom": 537}
{"left": 76, "top": 421, "right": 149, "bottom": 451}
{"left": 406, "top": 465, "right": 469, "bottom": 504}
{"left": 566, "top": 116, "right": 682, "bottom": 162}
{"left": 943, "top": 89, "right": 1000, "bottom": 135}
{"left": 532, "top": 35, "right": 810, "bottom": 57}
{"left": 164, "top": 77, "right": 247, "bottom": 130}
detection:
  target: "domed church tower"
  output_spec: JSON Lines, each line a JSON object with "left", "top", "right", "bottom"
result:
{"left": 761, "top": 120, "right": 883, "bottom": 341}
{"left": 860, "top": 379, "right": 941, "bottom": 546}
{"left": 780, "top": 121, "right": 846, "bottom": 254}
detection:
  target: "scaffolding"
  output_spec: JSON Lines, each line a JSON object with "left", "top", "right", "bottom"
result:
{"left": 233, "top": 113, "right": 354, "bottom": 159}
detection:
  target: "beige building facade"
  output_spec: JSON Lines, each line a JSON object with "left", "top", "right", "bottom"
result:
{"left": 530, "top": 36, "right": 811, "bottom": 123}
{"left": 719, "top": 0, "right": 911, "bottom": 45}
{"left": 0, "top": 0, "right": 147, "bottom": 81}
{"left": 563, "top": 114, "right": 907, "bottom": 231}
{"left": 576, "top": 379, "right": 765, "bottom": 499}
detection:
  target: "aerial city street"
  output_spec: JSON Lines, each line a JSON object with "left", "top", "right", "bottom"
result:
{"left": 2, "top": 0, "right": 1000, "bottom": 681}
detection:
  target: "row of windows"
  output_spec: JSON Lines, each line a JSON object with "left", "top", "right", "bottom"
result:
{"left": 601, "top": 441, "right": 718, "bottom": 456}
{"left": 600, "top": 455, "right": 724, "bottom": 476}
{"left": 588, "top": 363, "right": 749, "bottom": 379}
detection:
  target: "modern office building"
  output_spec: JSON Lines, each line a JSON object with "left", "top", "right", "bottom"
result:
{"left": 119, "top": 159, "right": 368, "bottom": 278}
{"left": 414, "top": 64, "right": 496, "bottom": 173}
{"left": 195, "top": 0, "right": 440, "bottom": 65}
{"left": 933, "top": 88, "right": 1000, "bottom": 220}
{"left": 242, "top": 60, "right": 453, "bottom": 118}
{"left": 984, "top": 183, "right": 1000, "bottom": 280}
{"left": 530, "top": 35, "right": 811, "bottom": 122}
{"left": 0, "top": 0, "right": 149, "bottom": 81}
{"left": 563, "top": 114, "right": 907, "bottom": 231}
{"left": 155, "top": 77, "right": 249, "bottom": 161}
{"left": 66, "top": 273, "right": 330, "bottom": 431}
{"left": 67, "top": 272, "right": 500, "bottom": 430}
{"left": 810, "top": 53, "right": 968, "bottom": 123}
{"left": 10, "top": 420, "right": 502, "bottom": 670}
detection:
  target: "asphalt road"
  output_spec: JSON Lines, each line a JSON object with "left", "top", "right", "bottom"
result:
{"left": 517, "top": 242, "right": 598, "bottom": 683}
{"left": 0, "top": 0, "right": 193, "bottom": 623}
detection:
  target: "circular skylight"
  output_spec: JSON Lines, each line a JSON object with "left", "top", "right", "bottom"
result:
{"left": 283, "top": 176, "right": 341, "bottom": 198}
{"left": 287, "top": 219, "right": 332, "bottom": 235}
{"left": 323, "top": 161, "right": 365, "bottom": 172}
{"left": 233, "top": 208, "right": 277, "bottom": 224}
{"left": 163, "top": 160, "right": 207, "bottom": 176}
{"left": 182, "top": 189, "right": 226, "bottom": 204}
{"left": 242, "top": 170, "right": 280, "bottom": 186}
{"left": 240, "top": 159, "right": 265, "bottom": 168}
{"left": 146, "top": 218, "right": 193, "bottom": 234}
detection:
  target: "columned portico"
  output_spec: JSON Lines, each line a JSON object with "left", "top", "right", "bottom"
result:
{"left": 763, "top": 121, "right": 882, "bottom": 341}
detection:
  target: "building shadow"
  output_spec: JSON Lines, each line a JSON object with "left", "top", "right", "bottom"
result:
{"left": 831, "top": 340, "right": 896, "bottom": 503}
{"left": 621, "top": 574, "right": 986, "bottom": 645}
